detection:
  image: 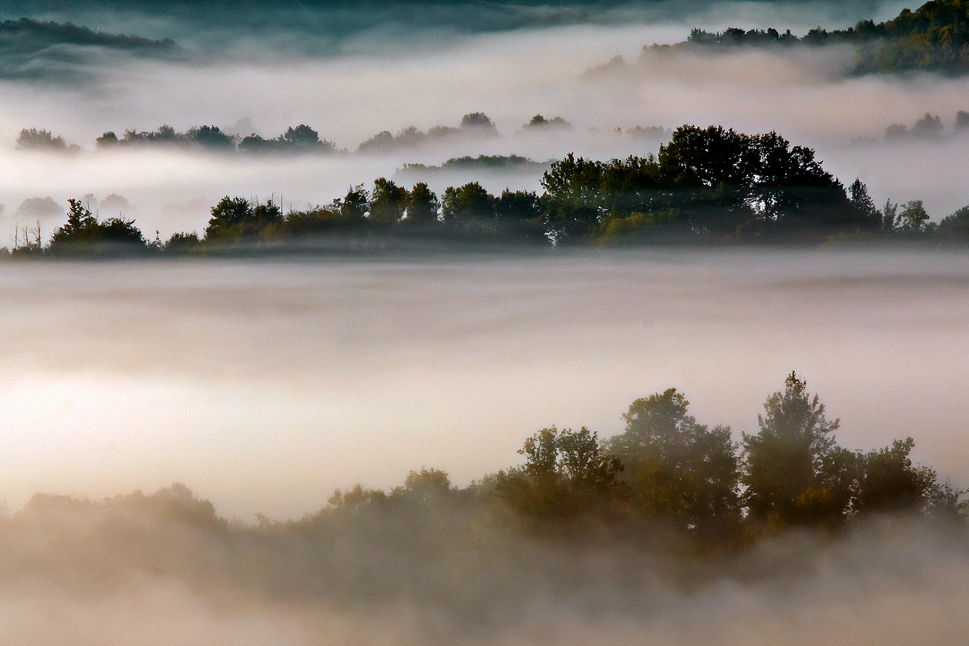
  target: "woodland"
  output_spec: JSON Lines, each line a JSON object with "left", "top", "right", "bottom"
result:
{"left": 1, "top": 372, "right": 963, "bottom": 608}
{"left": 7, "top": 124, "right": 969, "bottom": 256}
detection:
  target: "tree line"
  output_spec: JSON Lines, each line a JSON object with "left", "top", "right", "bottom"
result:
{"left": 16, "top": 112, "right": 594, "bottom": 156}
{"left": 644, "top": 0, "right": 969, "bottom": 75}
{"left": 2, "top": 373, "right": 963, "bottom": 569}
{"left": 9, "top": 123, "right": 969, "bottom": 257}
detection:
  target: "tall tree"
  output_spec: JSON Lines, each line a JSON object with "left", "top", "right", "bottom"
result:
{"left": 606, "top": 389, "right": 740, "bottom": 538}
{"left": 742, "top": 372, "right": 856, "bottom": 529}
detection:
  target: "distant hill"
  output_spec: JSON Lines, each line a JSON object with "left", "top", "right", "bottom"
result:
{"left": 652, "top": 0, "right": 969, "bottom": 75}
{"left": 0, "top": 18, "right": 178, "bottom": 81}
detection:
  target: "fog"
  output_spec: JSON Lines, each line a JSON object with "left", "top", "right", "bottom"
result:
{"left": 0, "top": 250, "right": 965, "bottom": 520}
{"left": 2, "top": 492, "right": 969, "bottom": 645}
{"left": 3, "top": 3, "right": 969, "bottom": 639}
{"left": 2, "top": 0, "right": 969, "bottom": 237}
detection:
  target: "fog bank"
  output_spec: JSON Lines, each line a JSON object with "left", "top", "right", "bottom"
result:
{"left": 1, "top": 513, "right": 968, "bottom": 645}
{"left": 1, "top": 250, "right": 968, "bottom": 520}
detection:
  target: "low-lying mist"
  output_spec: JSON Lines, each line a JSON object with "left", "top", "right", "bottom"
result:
{"left": 4, "top": 8, "right": 969, "bottom": 236}
{"left": 1, "top": 484, "right": 968, "bottom": 645}
{"left": 2, "top": 250, "right": 969, "bottom": 520}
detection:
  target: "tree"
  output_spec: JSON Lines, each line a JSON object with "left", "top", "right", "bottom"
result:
{"left": 854, "top": 437, "right": 938, "bottom": 515}
{"left": 606, "top": 389, "right": 740, "bottom": 538}
{"left": 48, "top": 198, "right": 147, "bottom": 255}
{"left": 16, "top": 128, "right": 67, "bottom": 151}
{"left": 205, "top": 196, "right": 252, "bottom": 239}
{"left": 441, "top": 182, "right": 493, "bottom": 221}
{"left": 369, "top": 178, "right": 407, "bottom": 226}
{"left": 497, "top": 426, "right": 623, "bottom": 521}
{"left": 50, "top": 198, "right": 97, "bottom": 243}
{"left": 406, "top": 182, "right": 439, "bottom": 225}
{"left": 540, "top": 154, "right": 605, "bottom": 241}
{"left": 881, "top": 199, "right": 899, "bottom": 231}
{"left": 911, "top": 113, "right": 943, "bottom": 138}
{"left": 339, "top": 185, "right": 369, "bottom": 222}
{"left": 460, "top": 112, "right": 497, "bottom": 135}
{"left": 936, "top": 205, "right": 969, "bottom": 239}
{"left": 393, "top": 467, "right": 452, "bottom": 505}
{"left": 279, "top": 124, "right": 335, "bottom": 153}
{"left": 742, "top": 372, "right": 856, "bottom": 529}
{"left": 848, "top": 178, "right": 881, "bottom": 228}
{"left": 186, "top": 125, "right": 236, "bottom": 150}
{"left": 205, "top": 196, "right": 281, "bottom": 240}
{"left": 897, "top": 199, "right": 930, "bottom": 232}
{"left": 96, "top": 131, "right": 119, "bottom": 148}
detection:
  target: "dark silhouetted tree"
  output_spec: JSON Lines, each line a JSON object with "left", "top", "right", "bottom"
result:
{"left": 370, "top": 178, "right": 408, "bottom": 226}
{"left": 441, "top": 182, "right": 494, "bottom": 221}
{"left": 406, "top": 182, "right": 439, "bottom": 225}
{"left": 854, "top": 438, "right": 938, "bottom": 515}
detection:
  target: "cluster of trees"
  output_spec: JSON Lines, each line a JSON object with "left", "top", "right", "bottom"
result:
{"left": 357, "top": 112, "right": 497, "bottom": 154}
{"left": 522, "top": 114, "right": 573, "bottom": 131}
{"left": 4, "top": 373, "right": 958, "bottom": 577}
{"left": 883, "top": 110, "right": 969, "bottom": 140}
{"left": 12, "top": 123, "right": 969, "bottom": 256}
{"left": 0, "top": 374, "right": 961, "bottom": 616}
{"left": 396, "top": 154, "right": 549, "bottom": 179}
{"left": 483, "top": 373, "right": 962, "bottom": 541}
{"left": 18, "top": 113, "right": 671, "bottom": 156}
{"left": 15, "top": 128, "right": 78, "bottom": 152}
{"left": 92, "top": 123, "right": 336, "bottom": 154}
{"left": 191, "top": 125, "right": 904, "bottom": 247}
{"left": 657, "top": 0, "right": 969, "bottom": 75}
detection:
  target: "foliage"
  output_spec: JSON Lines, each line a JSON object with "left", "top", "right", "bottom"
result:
{"left": 854, "top": 438, "right": 939, "bottom": 515}
{"left": 204, "top": 196, "right": 283, "bottom": 241}
{"left": 606, "top": 389, "right": 741, "bottom": 539}
{"left": 496, "top": 426, "right": 624, "bottom": 522}
{"left": 16, "top": 127, "right": 68, "bottom": 151}
{"left": 674, "top": 1, "right": 969, "bottom": 75}
{"left": 47, "top": 199, "right": 147, "bottom": 256}
{"left": 742, "top": 372, "right": 856, "bottom": 529}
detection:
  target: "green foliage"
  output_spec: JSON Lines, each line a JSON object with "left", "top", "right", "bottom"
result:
{"left": 186, "top": 125, "right": 236, "bottom": 149}
{"left": 497, "top": 426, "right": 623, "bottom": 522}
{"left": 204, "top": 196, "right": 282, "bottom": 241}
{"left": 393, "top": 468, "right": 453, "bottom": 505}
{"left": 370, "top": 178, "right": 408, "bottom": 226}
{"left": 441, "top": 182, "right": 494, "bottom": 221}
{"left": 606, "top": 389, "right": 740, "bottom": 538}
{"left": 742, "top": 372, "right": 856, "bottom": 530}
{"left": 848, "top": 178, "right": 882, "bottom": 228}
{"left": 678, "top": 0, "right": 969, "bottom": 76}
{"left": 936, "top": 204, "right": 969, "bottom": 239}
{"left": 855, "top": 438, "right": 939, "bottom": 515}
{"left": 541, "top": 126, "right": 858, "bottom": 241}
{"left": 239, "top": 124, "right": 336, "bottom": 154}
{"left": 898, "top": 200, "right": 931, "bottom": 232}
{"left": 164, "top": 231, "right": 201, "bottom": 254}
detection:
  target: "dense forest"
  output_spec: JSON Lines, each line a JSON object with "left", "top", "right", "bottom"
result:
{"left": 639, "top": 0, "right": 969, "bottom": 75}
{"left": 0, "top": 373, "right": 963, "bottom": 612}
{"left": 7, "top": 123, "right": 969, "bottom": 257}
